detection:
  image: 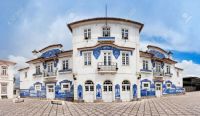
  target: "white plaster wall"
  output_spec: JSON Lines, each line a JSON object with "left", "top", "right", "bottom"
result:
{"left": 0, "top": 64, "right": 15, "bottom": 99}
{"left": 71, "top": 21, "right": 141, "bottom": 101}
{"left": 19, "top": 56, "right": 74, "bottom": 91}
{"left": 139, "top": 56, "right": 183, "bottom": 88}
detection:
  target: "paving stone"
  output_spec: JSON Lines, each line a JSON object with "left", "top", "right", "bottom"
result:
{"left": 1, "top": 92, "right": 200, "bottom": 115}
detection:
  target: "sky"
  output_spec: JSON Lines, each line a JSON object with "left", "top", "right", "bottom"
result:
{"left": 0, "top": 0, "right": 200, "bottom": 77}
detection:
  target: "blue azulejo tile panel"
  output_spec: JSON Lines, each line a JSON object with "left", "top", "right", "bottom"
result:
{"left": 133, "top": 84, "right": 137, "bottom": 97}
{"left": 176, "top": 87, "right": 185, "bottom": 93}
{"left": 40, "top": 49, "right": 61, "bottom": 58}
{"left": 115, "top": 84, "right": 120, "bottom": 99}
{"left": 141, "top": 89, "right": 155, "bottom": 96}
{"left": 20, "top": 89, "right": 30, "bottom": 97}
{"left": 140, "top": 79, "right": 155, "bottom": 97}
{"left": 20, "top": 80, "right": 74, "bottom": 100}
{"left": 55, "top": 84, "right": 74, "bottom": 100}
{"left": 96, "top": 84, "right": 102, "bottom": 99}
{"left": 163, "top": 88, "right": 176, "bottom": 94}
{"left": 149, "top": 50, "right": 165, "bottom": 59}
{"left": 93, "top": 46, "right": 120, "bottom": 59}
{"left": 77, "top": 85, "right": 83, "bottom": 100}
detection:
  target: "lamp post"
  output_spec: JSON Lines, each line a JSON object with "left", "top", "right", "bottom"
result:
{"left": 136, "top": 72, "right": 141, "bottom": 100}
{"left": 73, "top": 73, "right": 77, "bottom": 101}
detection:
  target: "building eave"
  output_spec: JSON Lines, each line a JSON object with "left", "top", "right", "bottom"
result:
{"left": 0, "top": 60, "right": 16, "bottom": 65}
{"left": 38, "top": 44, "right": 63, "bottom": 53}
{"left": 77, "top": 43, "right": 135, "bottom": 51}
{"left": 140, "top": 51, "right": 153, "bottom": 58}
{"left": 147, "top": 45, "right": 169, "bottom": 54}
{"left": 67, "top": 17, "right": 144, "bottom": 33}
{"left": 175, "top": 67, "right": 184, "bottom": 71}
{"left": 162, "top": 58, "right": 177, "bottom": 64}
{"left": 18, "top": 67, "right": 29, "bottom": 71}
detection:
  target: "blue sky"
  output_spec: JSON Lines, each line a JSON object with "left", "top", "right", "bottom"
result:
{"left": 0, "top": 0, "right": 200, "bottom": 76}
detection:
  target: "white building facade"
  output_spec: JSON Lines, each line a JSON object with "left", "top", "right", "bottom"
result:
{"left": 0, "top": 60, "right": 16, "bottom": 99}
{"left": 19, "top": 45, "right": 74, "bottom": 100}
{"left": 140, "top": 45, "right": 184, "bottom": 97}
{"left": 19, "top": 17, "right": 184, "bottom": 102}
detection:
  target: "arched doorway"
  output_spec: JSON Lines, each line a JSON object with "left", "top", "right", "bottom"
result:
{"left": 121, "top": 80, "right": 131, "bottom": 101}
{"left": 103, "top": 80, "right": 113, "bottom": 102}
{"left": 84, "top": 80, "right": 94, "bottom": 102}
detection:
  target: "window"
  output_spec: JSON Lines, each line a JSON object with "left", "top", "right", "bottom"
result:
{"left": 122, "top": 28, "right": 128, "bottom": 39}
{"left": 156, "top": 62, "right": 161, "bottom": 72}
{"left": 1, "top": 83, "right": 7, "bottom": 94}
{"left": 108, "top": 86, "right": 112, "bottom": 91}
{"left": 104, "top": 52, "right": 112, "bottom": 65}
{"left": 103, "top": 27, "right": 110, "bottom": 37}
{"left": 36, "top": 65, "right": 40, "bottom": 74}
{"left": 122, "top": 52, "right": 129, "bottom": 66}
{"left": 61, "top": 83, "right": 70, "bottom": 91}
{"left": 122, "top": 80, "right": 130, "bottom": 91}
{"left": 84, "top": 28, "right": 91, "bottom": 40}
{"left": 25, "top": 72, "right": 27, "bottom": 78}
{"left": 143, "top": 60, "right": 149, "bottom": 70}
{"left": 84, "top": 52, "right": 91, "bottom": 66}
{"left": 47, "top": 62, "right": 53, "bottom": 72}
{"left": 103, "top": 80, "right": 112, "bottom": 92}
{"left": 142, "top": 82, "right": 150, "bottom": 90}
{"left": 166, "top": 65, "right": 171, "bottom": 74}
{"left": 166, "top": 83, "right": 171, "bottom": 89}
{"left": 177, "top": 71, "right": 180, "bottom": 77}
{"left": 62, "top": 60, "right": 69, "bottom": 70}
{"left": 103, "top": 86, "right": 107, "bottom": 92}
{"left": 35, "top": 85, "right": 41, "bottom": 91}
{"left": 85, "top": 80, "right": 94, "bottom": 92}
{"left": 1, "top": 66, "right": 8, "bottom": 76}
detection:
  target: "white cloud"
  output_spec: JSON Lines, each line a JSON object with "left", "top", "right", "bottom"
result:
{"left": 141, "top": 22, "right": 199, "bottom": 53}
{"left": 176, "top": 60, "right": 200, "bottom": 77}
{"left": 8, "top": 0, "right": 90, "bottom": 58}
{"left": 8, "top": 55, "right": 28, "bottom": 72}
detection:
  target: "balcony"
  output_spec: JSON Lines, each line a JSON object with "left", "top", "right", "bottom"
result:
{"left": 43, "top": 70, "right": 57, "bottom": 79}
{"left": 59, "top": 69, "right": 72, "bottom": 74}
{"left": 98, "top": 37, "right": 115, "bottom": 43}
{"left": 33, "top": 72, "right": 43, "bottom": 77}
{"left": 165, "top": 72, "right": 173, "bottom": 77}
{"left": 97, "top": 62, "right": 118, "bottom": 74}
{"left": 0, "top": 74, "right": 8, "bottom": 80}
{"left": 153, "top": 70, "right": 164, "bottom": 77}
{"left": 140, "top": 69, "right": 152, "bottom": 73}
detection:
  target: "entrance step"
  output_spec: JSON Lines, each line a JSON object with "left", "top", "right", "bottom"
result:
{"left": 94, "top": 100, "right": 103, "bottom": 103}
{"left": 74, "top": 99, "right": 84, "bottom": 103}
{"left": 132, "top": 97, "right": 142, "bottom": 101}
{"left": 114, "top": 99, "right": 122, "bottom": 102}
{"left": 51, "top": 100, "right": 64, "bottom": 105}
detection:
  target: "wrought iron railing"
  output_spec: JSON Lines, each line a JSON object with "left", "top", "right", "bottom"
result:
{"left": 153, "top": 70, "right": 164, "bottom": 77}
{"left": 164, "top": 72, "right": 173, "bottom": 77}
{"left": 140, "top": 69, "right": 152, "bottom": 72}
{"left": 33, "top": 72, "right": 43, "bottom": 76}
{"left": 58, "top": 68, "right": 72, "bottom": 73}
{"left": 98, "top": 37, "right": 115, "bottom": 43}
{"left": 97, "top": 62, "right": 118, "bottom": 72}
{"left": 43, "top": 70, "right": 57, "bottom": 77}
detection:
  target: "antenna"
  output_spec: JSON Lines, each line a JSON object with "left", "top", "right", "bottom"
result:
{"left": 105, "top": 3, "right": 108, "bottom": 27}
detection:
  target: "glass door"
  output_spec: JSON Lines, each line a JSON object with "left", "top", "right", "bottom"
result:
{"left": 104, "top": 52, "right": 112, "bottom": 66}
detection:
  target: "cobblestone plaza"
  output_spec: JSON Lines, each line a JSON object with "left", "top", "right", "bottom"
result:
{"left": 0, "top": 92, "right": 200, "bottom": 116}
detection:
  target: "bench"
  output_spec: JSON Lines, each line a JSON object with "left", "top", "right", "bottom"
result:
{"left": 13, "top": 98, "right": 24, "bottom": 103}
{"left": 51, "top": 100, "right": 64, "bottom": 105}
